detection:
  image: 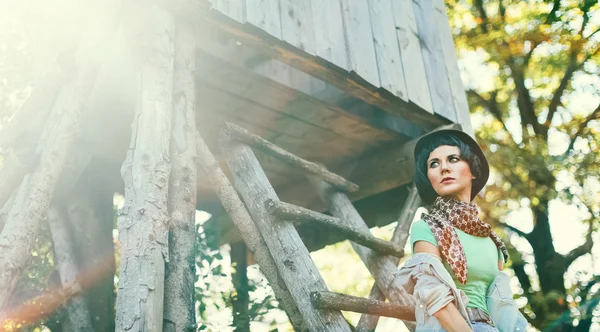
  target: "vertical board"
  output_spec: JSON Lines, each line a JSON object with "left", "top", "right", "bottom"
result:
{"left": 411, "top": 0, "right": 456, "bottom": 122}
{"left": 212, "top": 0, "right": 245, "bottom": 23}
{"left": 246, "top": 0, "right": 282, "bottom": 39}
{"left": 368, "top": 0, "right": 408, "bottom": 100}
{"left": 391, "top": 0, "right": 433, "bottom": 114}
{"left": 432, "top": 0, "right": 473, "bottom": 136}
{"left": 311, "top": 0, "right": 349, "bottom": 70}
{"left": 280, "top": 0, "right": 316, "bottom": 55}
{"left": 340, "top": 0, "right": 380, "bottom": 87}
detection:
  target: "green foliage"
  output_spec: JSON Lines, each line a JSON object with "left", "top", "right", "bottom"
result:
{"left": 448, "top": 0, "right": 600, "bottom": 330}
{"left": 194, "top": 218, "right": 283, "bottom": 332}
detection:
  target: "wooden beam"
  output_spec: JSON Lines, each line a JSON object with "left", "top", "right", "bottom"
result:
{"left": 224, "top": 122, "right": 359, "bottom": 192}
{"left": 220, "top": 133, "right": 351, "bottom": 331}
{"left": 357, "top": 184, "right": 421, "bottom": 331}
{"left": 194, "top": 131, "right": 306, "bottom": 330}
{"left": 266, "top": 199, "right": 405, "bottom": 257}
{"left": 309, "top": 178, "right": 416, "bottom": 330}
{"left": 310, "top": 291, "right": 415, "bottom": 321}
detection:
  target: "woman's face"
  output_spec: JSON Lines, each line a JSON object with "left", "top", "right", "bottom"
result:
{"left": 426, "top": 145, "right": 474, "bottom": 203}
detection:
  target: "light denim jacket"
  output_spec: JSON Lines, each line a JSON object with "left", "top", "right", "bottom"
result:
{"left": 394, "top": 253, "right": 528, "bottom": 332}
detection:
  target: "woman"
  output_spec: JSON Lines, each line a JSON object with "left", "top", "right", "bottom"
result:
{"left": 395, "top": 129, "right": 527, "bottom": 332}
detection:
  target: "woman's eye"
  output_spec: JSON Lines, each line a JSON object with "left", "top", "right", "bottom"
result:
{"left": 450, "top": 156, "right": 460, "bottom": 162}
{"left": 429, "top": 161, "right": 439, "bottom": 168}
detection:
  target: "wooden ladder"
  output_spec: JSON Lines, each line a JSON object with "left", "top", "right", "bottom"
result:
{"left": 198, "top": 122, "right": 420, "bottom": 332}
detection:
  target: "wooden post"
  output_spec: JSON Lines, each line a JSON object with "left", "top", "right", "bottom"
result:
{"left": 195, "top": 130, "right": 306, "bottom": 331}
{"left": 163, "top": 22, "right": 198, "bottom": 332}
{"left": 220, "top": 133, "right": 351, "bottom": 332}
{"left": 48, "top": 207, "right": 94, "bottom": 331}
{"left": 231, "top": 242, "right": 250, "bottom": 332}
{"left": 115, "top": 4, "right": 174, "bottom": 331}
{"left": 266, "top": 199, "right": 405, "bottom": 257}
{"left": 309, "top": 178, "right": 416, "bottom": 331}
{"left": 310, "top": 291, "right": 415, "bottom": 321}
{"left": 357, "top": 184, "right": 421, "bottom": 332}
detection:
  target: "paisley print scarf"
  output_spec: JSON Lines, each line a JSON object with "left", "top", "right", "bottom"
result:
{"left": 422, "top": 196, "right": 509, "bottom": 284}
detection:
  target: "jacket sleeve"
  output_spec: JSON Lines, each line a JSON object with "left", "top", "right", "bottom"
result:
{"left": 409, "top": 260, "right": 456, "bottom": 316}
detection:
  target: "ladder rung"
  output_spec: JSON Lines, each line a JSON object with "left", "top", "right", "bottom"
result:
{"left": 266, "top": 199, "right": 405, "bottom": 258}
{"left": 223, "top": 122, "right": 359, "bottom": 192}
{"left": 310, "top": 291, "right": 415, "bottom": 321}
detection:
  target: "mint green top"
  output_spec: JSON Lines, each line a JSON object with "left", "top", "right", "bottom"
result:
{"left": 410, "top": 220, "right": 502, "bottom": 314}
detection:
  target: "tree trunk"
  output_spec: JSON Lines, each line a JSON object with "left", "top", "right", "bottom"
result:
{"left": 48, "top": 207, "right": 94, "bottom": 331}
{"left": 114, "top": 4, "right": 175, "bottom": 331}
{"left": 163, "top": 22, "right": 197, "bottom": 332}
{"left": 231, "top": 242, "right": 250, "bottom": 332}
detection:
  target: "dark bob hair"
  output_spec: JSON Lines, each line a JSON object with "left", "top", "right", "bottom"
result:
{"left": 414, "top": 131, "right": 487, "bottom": 205}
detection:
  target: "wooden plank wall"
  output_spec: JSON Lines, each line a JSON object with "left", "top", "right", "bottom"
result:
{"left": 208, "top": 0, "right": 472, "bottom": 128}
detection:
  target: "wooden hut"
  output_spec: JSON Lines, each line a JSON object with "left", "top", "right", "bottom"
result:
{"left": 0, "top": 0, "right": 474, "bottom": 330}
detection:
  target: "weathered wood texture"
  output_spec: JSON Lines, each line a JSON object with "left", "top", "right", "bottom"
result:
{"left": 266, "top": 199, "right": 404, "bottom": 257}
{"left": 310, "top": 179, "right": 416, "bottom": 330}
{"left": 224, "top": 122, "right": 359, "bottom": 192}
{"left": 279, "top": 0, "right": 315, "bottom": 55}
{"left": 311, "top": 0, "right": 348, "bottom": 70}
{"left": 357, "top": 184, "right": 421, "bottom": 331}
{"left": 206, "top": 0, "right": 471, "bottom": 128}
{"left": 195, "top": 131, "right": 306, "bottom": 330}
{"left": 392, "top": 0, "right": 433, "bottom": 114}
{"left": 221, "top": 135, "right": 351, "bottom": 332}
{"left": 412, "top": 0, "right": 456, "bottom": 122}
{"left": 48, "top": 207, "right": 94, "bottom": 332}
{"left": 211, "top": 0, "right": 245, "bottom": 23}
{"left": 310, "top": 291, "right": 415, "bottom": 321}
{"left": 163, "top": 25, "right": 198, "bottom": 332}
{"left": 0, "top": 79, "right": 92, "bottom": 313}
{"left": 432, "top": 0, "right": 474, "bottom": 136}
{"left": 115, "top": 5, "right": 174, "bottom": 331}
{"left": 368, "top": 0, "right": 408, "bottom": 99}
{"left": 246, "top": 0, "right": 281, "bottom": 38}
{"left": 340, "top": 0, "right": 380, "bottom": 87}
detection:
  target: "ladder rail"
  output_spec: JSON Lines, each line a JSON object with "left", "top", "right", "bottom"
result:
{"left": 220, "top": 130, "right": 352, "bottom": 332}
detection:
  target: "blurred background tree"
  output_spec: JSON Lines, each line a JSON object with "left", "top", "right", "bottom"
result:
{"left": 447, "top": 1, "right": 600, "bottom": 330}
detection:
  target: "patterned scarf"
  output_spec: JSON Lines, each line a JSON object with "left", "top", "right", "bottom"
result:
{"left": 422, "top": 197, "right": 509, "bottom": 284}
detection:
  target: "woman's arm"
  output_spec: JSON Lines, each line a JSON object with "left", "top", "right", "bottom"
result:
{"left": 413, "top": 241, "right": 473, "bottom": 332}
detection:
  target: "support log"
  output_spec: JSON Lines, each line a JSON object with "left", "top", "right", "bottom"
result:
{"left": 310, "top": 291, "right": 415, "bottom": 321}
{"left": 0, "top": 82, "right": 89, "bottom": 313}
{"left": 224, "top": 122, "right": 359, "bottom": 192}
{"left": 357, "top": 184, "right": 421, "bottom": 332}
{"left": 220, "top": 133, "right": 351, "bottom": 332}
{"left": 115, "top": 4, "right": 174, "bottom": 331}
{"left": 163, "top": 22, "right": 198, "bottom": 332}
{"left": 309, "top": 178, "right": 416, "bottom": 331}
{"left": 194, "top": 130, "right": 306, "bottom": 331}
{"left": 266, "top": 199, "right": 404, "bottom": 257}
{"left": 48, "top": 207, "right": 94, "bottom": 332}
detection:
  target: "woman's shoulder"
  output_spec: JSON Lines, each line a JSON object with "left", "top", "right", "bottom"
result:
{"left": 411, "top": 219, "right": 432, "bottom": 234}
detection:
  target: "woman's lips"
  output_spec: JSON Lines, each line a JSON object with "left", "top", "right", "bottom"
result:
{"left": 441, "top": 177, "right": 455, "bottom": 184}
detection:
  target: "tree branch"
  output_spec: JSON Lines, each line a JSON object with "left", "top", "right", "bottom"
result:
{"left": 508, "top": 61, "right": 542, "bottom": 137}
{"left": 564, "top": 219, "right": 594, "bottom": 266}
{"left": 564, "top": 102, "right": 600, "bottom": 156}
{"left": 545, "top": 54, "right": 578, "bottom": 129}
{"left": 467, "top": 90, "right": 516, "bottom": 143}
{"left": 474, "top": 0, "right": 489, "bottom": 33}
{"left": 498, "top": 220, "right": 531, "bottom": 240}
{"left": 545, "top": 0, "right": 562, "bottom": 24}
